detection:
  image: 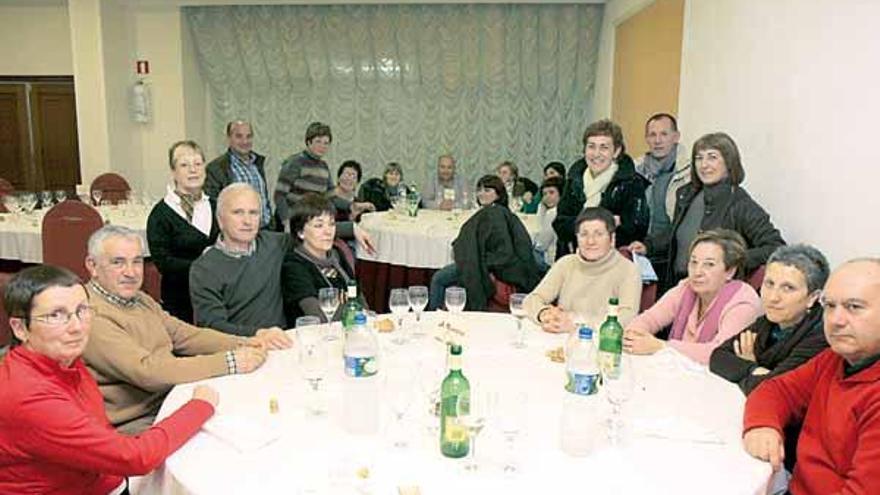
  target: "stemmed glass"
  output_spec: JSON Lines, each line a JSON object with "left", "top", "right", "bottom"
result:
{"left": 40, "top": 190, "right": 53, "bottom": 209}
{"left": 389, "top": 288, "right": 411, "bottom": 345}
{"left": 91, "top": 189, "right": 103, "bottom": 207}
{"left": 444, "top": 287, "right": 466, "bottom": 327}
{"left": 19, "top": 192, "right": 38, "bottom": 226}
{"left": 318, "top": 287, "right": 341, "bottom": 341}
{"left": 509, "top": 293, "right": 528, "bottom": 349}
{"left": 459, "top": 390, "right": 493, "bottom": 472}
{"left": 603, "top": 354, "right": 635, "bottom": 445}
{"left": 408, "top": 286, "right": 429, "bottom": 338}
{"left": 384, "top": 364, "right": 417, "bottom": 448}
{"left": 297, "top": 316, "right": 327, "bottom": 417}
{"left": 54, "top": 190, "right": 66, "bottom": 203}
{"left": 499, "top": 391, "right": 527, "bottom": 473}
{"left": 2, "top": 194, "right": 19, "bottom": 224}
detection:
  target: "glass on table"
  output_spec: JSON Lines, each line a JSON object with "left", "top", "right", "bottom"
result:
{"left": 603, "top": 353, "right": 636, "bottom": 445}
{"left": 297, "top": 319, "right": 328, "bottom": 417}
{"left": 498, "top": 390, "right": 527, "bottom": 474}
{"left": 40, "top": 190, "right": 53, "bottom": 209}
{"left": 53, "top": 189, "right": 66, "bottom": 203}
{"left": 318, "top": 287, "right": 341, "bottom": 341}
{"left": 91, "top": 189, "right": 103, "bottom": 207}
{"left": 444, "top": 286, "right": 466, "bottom": 327}
{"left": 407, "top": 285, "right": 429, "bottom": 338}
{"left": 384, "top": 363, "right": 417, "bottom": 448}
{"left": 459, "top": 390, "right": 494, "bottom": 472}
{"left": 509, "top": 293, "right": 528, "bottom": 349}
{"left": 389, "top": 288, "right": 411, "bottom": 345}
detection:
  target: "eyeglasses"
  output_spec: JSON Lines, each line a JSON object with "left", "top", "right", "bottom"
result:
{"left": 30, "top": 305, "right": 95, "bottom": 327}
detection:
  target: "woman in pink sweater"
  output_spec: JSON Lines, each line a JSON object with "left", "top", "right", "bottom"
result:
{"left": 624, "top": 229, "right": 763, "bottom": 364}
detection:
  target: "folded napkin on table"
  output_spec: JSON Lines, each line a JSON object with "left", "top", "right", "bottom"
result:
{"left": 202, "top": 413, "right": 281, "bottom": 453}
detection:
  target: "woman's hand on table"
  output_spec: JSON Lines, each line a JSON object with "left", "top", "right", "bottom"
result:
{"left": 192, "top": 385, "right": 220, "bottom": 408}
{"left": 354, "top": 225, "right": 376, "bottom": 255}
{"left": 233, "top": 346, "right": 268, "bottom": 373}
{"left": 743, "top": 427, "right": 785, "bottom": 471}
{"left": 537, "top": 306, "right": 570, "bottom": 333}
{"left": 623, "top": 327, "right": 665, "bottom": 355}
{"left": 254, "top": 326, "right": 293, "bottom": 350}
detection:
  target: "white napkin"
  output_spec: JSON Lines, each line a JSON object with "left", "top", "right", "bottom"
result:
{"left": 202, "top": 413, "right": 281, "bottom": 453}
{"left": 631, "top": 416, "right": 724, "bottom": 444}
{"left": 633, "top": 253, "right": 659, "bottom": 282}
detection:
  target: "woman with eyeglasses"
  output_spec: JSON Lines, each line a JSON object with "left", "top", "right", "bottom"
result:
{"left": 428, "top": 174, "right": 541, "bottom": 311}
{"left": 0, "top": 265, "right": 219, "bottom": 494}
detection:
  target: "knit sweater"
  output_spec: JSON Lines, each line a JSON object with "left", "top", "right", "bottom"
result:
{"left": 189, "top": 231, "right": 289, "bottom": 335}
{"left": 0, "top": 346, "right": 214, "bottom": 494}
{"left": 146, "top": 199, "right": 219, "bottom": 322}
{"left": 83, "top": 285, "right": 239, "bottom": 433}
{"left": 744, "top": 349, "right": 880, "bottom": 495}
{"left": 629, "top": 279, "right": 763, "bottom": 364}
{"left": 523, "top": 249, "right": 641, "bottom": 328}
{"left": 275, "top": 150, "right": 333, "bottom": 224}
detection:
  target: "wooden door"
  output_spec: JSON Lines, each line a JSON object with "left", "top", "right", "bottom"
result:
{"left": 30, "top": 83, "right": 80, "bottom": 190}
{"left": 0, "top": 85, "right": 31, "bottom": 189}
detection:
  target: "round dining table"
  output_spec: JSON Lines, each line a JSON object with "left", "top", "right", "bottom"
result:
{"left": 139, "top": 312, "right": 771, "bottom": 495}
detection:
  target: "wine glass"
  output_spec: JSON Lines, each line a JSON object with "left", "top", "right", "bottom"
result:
{"left": 459, "top": 390, "right": 493, "bottom": 472}
{"left": 509, "top": 293, "right": 528, "bottom": 349}
{"left": 444, "top": 287, "right": 466, "bottom": 327}
{"left": 384, "top": 363, "right": 417, "bottom": 448}
{"left": 389, "top": 288, "right": 411, "bottom": 345}
{"left": 499, "top": 390, "right": 527, "bottom": 473}
{"left": 40, "top": 190, "right": 53, "bottom": 209}
{"left": 54, "top": 190, "right": 67, "bottom": 203}
{"left": 318, "top": 287, "right": 341, "bottom": 341}
{"left": 91, "top": 189, "right": 103, "bottom": 207}
{"left": 604, "top": 354, "right": 635, "bottom": 444}
{"left": 2, "top": 194, "right": 19, "bottom": 223}
{"left": 297, "top": 319, "right": 327, "bottom": 417}
{"left": 407, "top": 286, "right": 429, "bottom": 338}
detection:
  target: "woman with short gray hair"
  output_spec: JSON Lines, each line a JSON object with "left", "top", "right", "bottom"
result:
{"left": 710, "top": 244, "right": 830, "bottom": 395}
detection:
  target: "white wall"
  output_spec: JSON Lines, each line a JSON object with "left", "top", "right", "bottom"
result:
{"left": 677, "top": 0, "right": 880, "bottom": 266}
{"left": 0, "top": 3, "right": 72, "bottom": 75}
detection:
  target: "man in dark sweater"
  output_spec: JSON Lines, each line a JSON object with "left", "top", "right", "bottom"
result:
{"left": 204, "top": 120, "right": 273, "bottom": 229}
{"left": 189, "top": 184, "right": 293, "bottom": 347}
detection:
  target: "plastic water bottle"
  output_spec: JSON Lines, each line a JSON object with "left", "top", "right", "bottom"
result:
{"left": 560, "top": 326, "right": 600, "bottom": 456}
{"left": 342, "top": 313, "right": 379, "bottom": 434}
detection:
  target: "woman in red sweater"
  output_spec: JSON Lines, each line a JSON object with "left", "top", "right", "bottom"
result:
{"left": 0, "top": 265, "right": 219, "bottom": 495}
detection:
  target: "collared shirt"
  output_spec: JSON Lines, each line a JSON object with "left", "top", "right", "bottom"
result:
{"left": 844, "top": 353, "right": 880, "bottom": 378}
{"left": 162, "top": 185, "right": 213, "bottom": 236}
{"left": 88, "top": 280, "right": 139, "bottom": 309}
{"left": 213, "top": 234, "right": 256, "bottom": 258}
{"left": 228, "top": 150, "right": 272, "bottom": 227}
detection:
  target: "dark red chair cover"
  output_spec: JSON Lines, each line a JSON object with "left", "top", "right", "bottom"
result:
{"left": 747, "top": 265, "right": 766, "bottom": 292}
{"left": 0, "top": 177, "right": 14, "bottom": 213}
{"left": 617, "top": 247, "right": 658, "bottom": 313}
{"left": 0, "top": 272, "right": 14, "bottom": 349}
{"left": 41, "top": 200, "right": 104, "bottom": 281}
{"left": 90, "top": 173, "right": 131, "bottom": 205}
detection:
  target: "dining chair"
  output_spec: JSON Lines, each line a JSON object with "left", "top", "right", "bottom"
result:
{"left": 0, "top": 177, "right": 14, "bottom": 213}
{"left": 90, "top": 173, "right": 131, "bottom": 205}
{"left": 41, "top": 200, "right": 104, "bottom": 281}
{"left": 617, "top": 246, "right": 657, "bottom": 313}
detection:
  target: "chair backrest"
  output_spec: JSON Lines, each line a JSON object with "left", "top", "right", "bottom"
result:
{"left": 333, "top": 239, "right": 356, "bottom": 272}
{"left": 617, "top": 247, "right": 658, "bottom": 313}
{"left": 747, "top": 264, "right": 766, "bottom": 292}
{"left": 142, "top": 260, "right": 162, "bottom": 303}
{"left": 41, "top": 200, "right": 104, "bottom": 281}
{"left": 0, "top": 177, "right": 14, "bottom": 213}
{"left": 0, "top": 272, "right": 14, "bottom": 349}
{"left": 90, "top": 173, "right": 131, "bottom": 205}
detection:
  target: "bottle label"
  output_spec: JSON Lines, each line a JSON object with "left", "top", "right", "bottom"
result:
{"left": 599, "top": 351, "right": 621, "bottom": 379}
{"left": 565, "top": 371, "right": 599, "bottom": 396}
{"left": 443, "top": 417, "right": 468, "bottom": 443}
{"left": 344, "top": 355, "right": 378, "bottom": 377}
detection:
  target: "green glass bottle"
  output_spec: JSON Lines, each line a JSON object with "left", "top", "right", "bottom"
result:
{"left": 598, "top": 297, "right": 624, "bottom": 379}
{"left": 341, "top": 280, "right": 362, "bottom": 332}
{"left": 440, "top": 344, "right": 470, "bottom": 458}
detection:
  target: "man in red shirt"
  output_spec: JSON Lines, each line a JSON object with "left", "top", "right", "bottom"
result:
{"left": 743, "top": 258, "right": 880, "bottom": 494}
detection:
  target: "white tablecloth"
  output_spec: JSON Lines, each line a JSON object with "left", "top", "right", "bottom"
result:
{"left": 142, "top": 312, "right": 771, "bottom": 495}
{"left": 356, "top": 209, "right": 541, "bottom": 269}
{"left": 0, "top": 204, "right": 149, "bottom": 263}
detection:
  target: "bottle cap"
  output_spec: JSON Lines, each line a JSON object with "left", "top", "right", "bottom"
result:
{"left": 578, "top": 326, "right": 593, "bottom": 340}
{"left": 450, "top": 344, "right": 462, "bottom": 355}
{"left": 354, "top": 313, "right": 367, "bottom": 325}
{"left": 609, "top": 297, "right": 619, "bottom": 305}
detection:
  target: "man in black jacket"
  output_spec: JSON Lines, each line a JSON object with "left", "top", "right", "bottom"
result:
{"left": 204, "top": 120, "right": 274, "bottom": 230}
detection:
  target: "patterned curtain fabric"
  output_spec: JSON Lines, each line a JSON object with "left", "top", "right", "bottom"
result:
{"left": 185, "top": 4, "right": 603, "bottom": 192}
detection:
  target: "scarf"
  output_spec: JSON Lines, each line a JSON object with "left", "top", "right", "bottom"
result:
{"left": 294, "top": 245, "right": 352, "bottom": 287}
{"left": 583, "top": 161, "right": 618, "bottom": 208}
{"left": 640, "top": 144, "right": 679, "bottom": 183}
{"left": 670, "top": 280, "right": 745, "bottom": 343}
{"left": 176, "top": 190, "right": 202, "bottom": 222}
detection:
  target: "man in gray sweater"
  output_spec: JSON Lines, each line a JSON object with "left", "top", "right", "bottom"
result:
{"left": 189, "top": 183, "right": 293, "bottom": 347}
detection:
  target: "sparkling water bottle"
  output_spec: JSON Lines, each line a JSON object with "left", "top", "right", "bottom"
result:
{"left": 560, "top": 326, "right": 600, "bottom": 456}
{"left": 342, "top": 313, "right": 379, "bottom": 434}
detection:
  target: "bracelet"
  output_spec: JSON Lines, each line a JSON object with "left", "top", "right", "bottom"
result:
{"left": 536, "top": 306, "right": 550, "bottom": 323}
{"left": 225, "top": 350, "right": 238, "bottom": 375}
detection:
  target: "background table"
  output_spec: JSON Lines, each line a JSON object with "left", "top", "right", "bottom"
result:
{"left": 141, "top": 312, "right": 771, "bottom": 495}
{"left": 355, "top": 210, "right": 540, "bottom": 312}
{"left": 0, "top": 204, "right": 150, "bottom": 263}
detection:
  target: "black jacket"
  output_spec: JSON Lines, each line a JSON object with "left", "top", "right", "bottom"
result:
{"left": 646, "top": 180, "right": 785, "bottom": 284}
{"left": 204, "top": 150, "right": 269, "bottom": 200}
{"left": 452, "top": 204, "right": 542, "bottom": 311}
{"left": 710, "top": 305, "right": 827, "bottom": 395}
{"left": 553, "top": 154, "right": 650, "bottom": 257}
{"left": 358, "top": 178, "right": 413, "bottom": 212}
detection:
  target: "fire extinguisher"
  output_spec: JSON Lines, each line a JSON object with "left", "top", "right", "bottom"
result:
{"left": 130, "top": 79, "right": 151, "bottom": 123}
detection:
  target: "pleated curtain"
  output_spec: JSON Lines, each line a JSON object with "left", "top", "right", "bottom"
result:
{"left": 185, "top": 3, "right": 603, "bottom": 190}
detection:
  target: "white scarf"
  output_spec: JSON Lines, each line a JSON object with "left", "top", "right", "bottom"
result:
{"left": 582, "top": 161, "right": 618, "bottom": 208}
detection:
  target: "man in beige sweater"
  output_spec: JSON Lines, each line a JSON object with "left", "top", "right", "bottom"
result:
{"left": 524, "top": 207, "right": 641, "bottom": 332}
{"left": 82, "top": 225, "right": 277, "bottom": 434}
